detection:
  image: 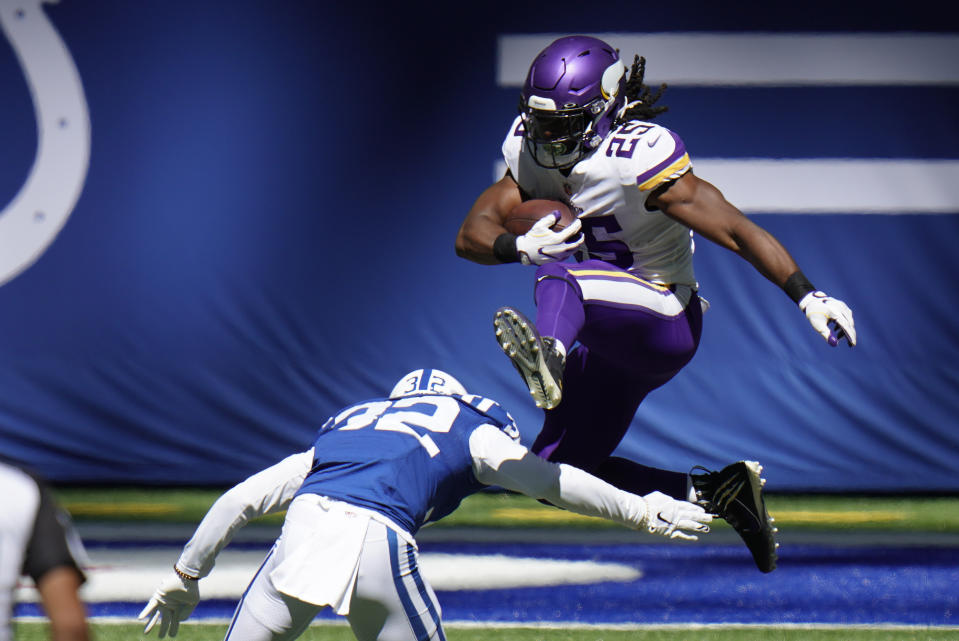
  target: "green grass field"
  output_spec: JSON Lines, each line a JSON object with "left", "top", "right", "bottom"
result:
{"left": 51, "top": 486, "right": 959, "bottom": 534}
{"left": 14, "top": 621, "right": 959, "bottom": 641}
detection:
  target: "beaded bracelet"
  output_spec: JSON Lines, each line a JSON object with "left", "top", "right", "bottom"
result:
{"left": 174, "top": 565, "right": 199, "bottom": 581}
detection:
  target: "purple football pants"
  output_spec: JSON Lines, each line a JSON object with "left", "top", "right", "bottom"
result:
{"left": 529, "top": 259, "right": 703, "bottom": 499}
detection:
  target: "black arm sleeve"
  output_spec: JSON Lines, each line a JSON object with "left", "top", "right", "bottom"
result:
{"left": 22, "top": 483, "right": 86, "bottom": 585}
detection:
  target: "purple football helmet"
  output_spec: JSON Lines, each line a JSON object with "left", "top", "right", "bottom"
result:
{"left": 520, "top": 35, "right": 627, "bottom": 169}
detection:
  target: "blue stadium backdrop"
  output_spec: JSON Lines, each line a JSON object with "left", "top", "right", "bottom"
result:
{"left": 1, "top": 0, "right": 957, "bottom": 491}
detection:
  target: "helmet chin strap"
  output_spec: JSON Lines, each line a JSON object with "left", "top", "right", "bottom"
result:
{"left": 583, "top": 96, "right": 622, "bottom": 151}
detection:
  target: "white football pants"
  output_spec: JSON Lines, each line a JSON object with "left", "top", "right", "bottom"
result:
{"left": 0, "top": 464, "right": 40, "bottom": 641}
{"left": 223, "top": 496, "right": 445, "bottom": 641}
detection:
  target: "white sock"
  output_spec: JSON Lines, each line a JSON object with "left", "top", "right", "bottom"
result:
{"left": 687, "top": 476, "right": 699, "bottom": 503}
{"left": 551, "top": 338, "right": 567, "bottom": 358}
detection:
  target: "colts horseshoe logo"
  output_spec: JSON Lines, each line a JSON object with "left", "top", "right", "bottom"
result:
{"left": 0, "top": 0, "right": 90, "bottom": 287}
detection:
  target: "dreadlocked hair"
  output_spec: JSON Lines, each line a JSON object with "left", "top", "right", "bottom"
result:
{"left": 616, "top": 54, "right": 668, "bottom": 124}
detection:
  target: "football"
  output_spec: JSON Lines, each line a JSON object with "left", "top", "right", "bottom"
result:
{"left": 503, "top": 199, "right": 577, "bottom": 235}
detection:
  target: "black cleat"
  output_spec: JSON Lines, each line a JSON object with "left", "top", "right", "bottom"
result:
{"left": 493, "top": 306, "right": 565, "bottom": 410}
{"left": 691, "top": 460, "right": 778, "bottom": 573}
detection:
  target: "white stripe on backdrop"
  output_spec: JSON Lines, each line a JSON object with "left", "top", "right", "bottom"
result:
{"left": 689, "top": 159, "right": 959, "bottom": 213}
{"left": 497, "top": 33, "right": 959, "bottom": 87}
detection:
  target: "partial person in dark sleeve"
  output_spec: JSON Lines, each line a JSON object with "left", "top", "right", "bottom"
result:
{"left": 1, "top": 460, "right": 90, "bottom": 641}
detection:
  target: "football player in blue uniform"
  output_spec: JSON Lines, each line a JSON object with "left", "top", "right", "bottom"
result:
{"left": 455, "top": 35, "right": 858, "bottom": 574}
{"left": 139, "top": 369, "right": 711, "bottom": 641}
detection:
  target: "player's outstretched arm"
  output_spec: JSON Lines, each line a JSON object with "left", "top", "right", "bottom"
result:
{"left": 175, "top": 449, "right": 313, "bottom": 578}
{"left": 139, "top": 449, "right": 313, "bottom": 637}
{"left": 470, "top": 425, "right": 711, "bottom": 540}
{"left": 649, "top": 172, "right": 856, "bottom": 346}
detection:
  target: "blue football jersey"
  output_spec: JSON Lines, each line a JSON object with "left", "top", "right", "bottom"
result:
{"left": 295, "top": 393, "right": 518, "bottom": 535}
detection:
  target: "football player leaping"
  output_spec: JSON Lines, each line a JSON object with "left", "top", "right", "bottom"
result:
{"left": 455, "top": 35, "right": 857, "bottom": 574}
{"left": 140, "top": 369, "right": 711, "bottom": 641}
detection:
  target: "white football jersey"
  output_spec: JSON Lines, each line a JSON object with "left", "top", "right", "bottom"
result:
{"left": 502, "top": 116, "right": 698, "bottom": 288}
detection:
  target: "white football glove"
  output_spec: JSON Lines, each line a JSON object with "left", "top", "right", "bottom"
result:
{"left": 641, "top": 491, "right": 713, "bottom": 541}
{"left": 138, "top": 571, "right": 200, "bottom": 638}
{"left": 515, "top": 213, "right": 584, "bottom": 265}
{"left": 799, "top": 290, "right": 856, "bottom": 347}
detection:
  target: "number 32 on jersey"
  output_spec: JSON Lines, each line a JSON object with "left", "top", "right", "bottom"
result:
{"left": 328, "top": 397, "right": 460, "bottom": 457}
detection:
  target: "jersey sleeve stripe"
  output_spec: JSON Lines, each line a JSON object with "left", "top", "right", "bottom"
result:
{"left": 637, "top": 152, "right": 692, "bottom": 191}
{"left": 635, "top": 130, "right": 692, "bottom": 191}
{"left": 473, "top": 397, "right": 496, "bottom": 412}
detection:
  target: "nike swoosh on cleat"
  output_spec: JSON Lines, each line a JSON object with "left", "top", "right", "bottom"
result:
{"left": 731, "top": 497, "right": 763, "bottom": 530}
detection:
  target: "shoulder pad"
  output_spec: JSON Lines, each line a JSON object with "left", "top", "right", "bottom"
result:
{"left": 599, "top": 122, "right": 692, "bottom": 192}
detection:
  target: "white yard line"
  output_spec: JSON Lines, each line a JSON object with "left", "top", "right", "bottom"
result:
{"left": 14, "top": 547, "right": 641, "bottom": 603}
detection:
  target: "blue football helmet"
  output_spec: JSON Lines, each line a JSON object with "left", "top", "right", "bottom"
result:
{"left": 520, "top": 35, "right": 627, "bottom": 169}
{"left": 389, "top": 369, "right": 467, "bottom": 398}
